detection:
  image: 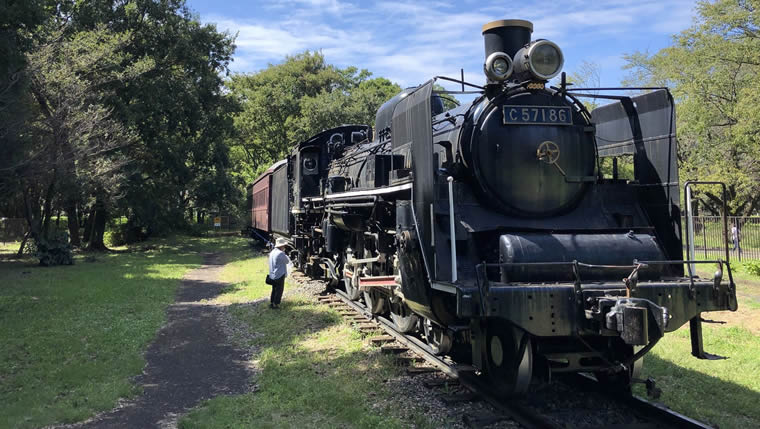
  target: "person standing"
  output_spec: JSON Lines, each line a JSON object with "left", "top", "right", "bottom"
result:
{"left": 268, "top": 237, "right": 291, "bottom": 309}
{"left": 731, "top": 223, "right": 742, "bottom": 256}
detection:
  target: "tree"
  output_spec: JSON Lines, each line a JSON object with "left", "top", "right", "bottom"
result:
{"left": 1, "top": 0, "right": 239, "bottom": 256}
{"left": 567, "top": 60, "right": 601, "bottom": 111}
{"left": 228, "top": 51, "right": 400, "bottom": 180}
{"left": 623, "top": 0, "right": 760, "bottom": 216}
{"left": 0, "top": 25, "right": 150, "bottom": 254}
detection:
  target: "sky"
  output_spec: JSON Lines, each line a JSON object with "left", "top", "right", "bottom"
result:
{"left": 184, "top": 0, "right": 698, "bottom": 90}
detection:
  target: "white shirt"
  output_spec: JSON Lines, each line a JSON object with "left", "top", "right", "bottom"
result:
{"left": 268, "top": 247, "right": 291, "bottom": 280}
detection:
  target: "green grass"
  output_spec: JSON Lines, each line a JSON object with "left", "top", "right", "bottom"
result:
{"left": 634, "top": 324, "right": 760, "bottom": 428}
{"left": 180, "top": 294, "right": 434, "bottom": 429}
{"left": 0, "top": 234, "right": 245, "bottom": 428}
{"left": 210, "top": 246, "right": 271, "bottom": 304}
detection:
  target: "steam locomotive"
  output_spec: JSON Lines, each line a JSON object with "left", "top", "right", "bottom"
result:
{"left": 249, "top": 19, "right": 738, "bottom": 394}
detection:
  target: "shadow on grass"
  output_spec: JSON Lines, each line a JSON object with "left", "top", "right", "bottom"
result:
{"left": 180, "top": 296, "right": 415, "bottom": 429}
{"left": 72, "top": 259, "right": 257, "bottom": 429}
{"left": 0, "top": 237, "right": 262, "bottom": 429}
{"left": 635, "top": 349, "right": 760, "bottom": 428}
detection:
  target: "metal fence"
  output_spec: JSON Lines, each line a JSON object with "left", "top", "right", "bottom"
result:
{"left": 201, "top": 215, "right": 240, "bottom": 231}
{"left": 684, "top": 216, "right": 760, "bottom": 261}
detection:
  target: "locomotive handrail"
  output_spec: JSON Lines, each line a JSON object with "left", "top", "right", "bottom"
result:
{"left": 432, "top": 75, "right": 484, "bottom": 91}
{"left": 683, "top": 181, "right": 730, "bottom": 272}
{"left": 566, "top": 86, "right": 669, "bottom": 92}
{"left": 474, "top": 259, "right": 733, "bottom": 291}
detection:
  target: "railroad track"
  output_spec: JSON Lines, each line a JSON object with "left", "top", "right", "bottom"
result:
{"left": 315, "top": 287, "right": 715, "bottom": 429}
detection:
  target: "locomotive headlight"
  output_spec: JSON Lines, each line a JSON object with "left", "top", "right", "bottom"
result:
{"left": 514, "top": 40, "right": 564, "bottom": 81}
{"left": 484, "top": 51, "right": 513, "bottom": 82}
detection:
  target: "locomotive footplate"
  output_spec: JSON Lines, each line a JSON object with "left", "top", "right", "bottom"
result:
{"left": 456, "top": 277, "right": 737, "bottom": 339}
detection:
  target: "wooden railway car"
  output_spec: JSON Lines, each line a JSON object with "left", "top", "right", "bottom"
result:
{"left": 249, "top": 159, "right": 287, "bottom": 237}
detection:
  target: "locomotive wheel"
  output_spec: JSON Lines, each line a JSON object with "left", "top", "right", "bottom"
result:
{"left": 423, "top": 319, "right": 453, "bottom": 355}
{"left": 483, "top": 321, "right": 533, "bottom": 396}
{"left": 390, "top": 301, "right": 419, "bottom": 333}
{"left": 363, "top": 290, "right": 386, "bottom": 314}
{"left": 344, "top": 277, "right": 361, "bottom": 301}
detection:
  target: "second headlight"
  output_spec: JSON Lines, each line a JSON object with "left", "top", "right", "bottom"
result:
{"left": 484, "top": 51, "right": 513, "bottom": 82}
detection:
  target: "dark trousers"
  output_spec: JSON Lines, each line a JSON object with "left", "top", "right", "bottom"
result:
{"left": 270, "top": 275, "right": 285, "bottom": 305}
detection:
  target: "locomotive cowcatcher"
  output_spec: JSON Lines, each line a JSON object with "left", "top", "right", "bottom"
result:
{"left": 249, "top": 19, "right": 738, "bottom": 394}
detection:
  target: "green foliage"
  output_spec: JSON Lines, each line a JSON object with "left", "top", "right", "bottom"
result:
{"left": 227, "top": 52, "right": 401, "bottom": 179}
{"left": 623, "top": 0, "right": 760, "bottom": 216}
{"left": 744, "top": 260, "right": 760, "bottom": 277}
{"left": 34, "top": 231, "right": 73, "bottom": 266}
{"left": 432, "top": 83, "right": 459, "bottom": 111}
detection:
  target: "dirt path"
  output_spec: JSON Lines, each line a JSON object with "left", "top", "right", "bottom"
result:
{"left": 71, "top": 253, "right": 253, "bottom": 428}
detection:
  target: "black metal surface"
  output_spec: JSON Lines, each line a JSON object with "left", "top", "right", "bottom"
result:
{"left": 375, "top": 88, "right": 416, "bottom": 144}
{"left": 499, "top": 232, "right": 665, "bottom": 282}
{"left": 392, "top": 81, "right": 436, "bottom": 283}
{"left": 592, "top": 90, "right": 682, "bottom": 271}
{"left": 482, "top": 21, "right": 533, "bottom": 59}
{"left": 468, "top": 89, "right": 596, "bottom": 216}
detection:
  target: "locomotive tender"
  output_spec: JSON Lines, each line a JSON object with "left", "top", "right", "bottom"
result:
{"left": 250, "top": 19, "right": 738, "bottom": 394}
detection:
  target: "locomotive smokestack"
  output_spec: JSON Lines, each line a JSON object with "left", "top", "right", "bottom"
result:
{"left": 482, "top": 19, "right": 533, "bottom": 59}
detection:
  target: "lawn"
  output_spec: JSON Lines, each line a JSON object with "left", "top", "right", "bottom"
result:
{"left": 633, "top": 260, "right": 760, "bottom": 428}
{"left": 0, "top": 234, "right": 248, "bottom": 428}
{"left": 180, "top": 254, "right": 441, "bottom": 429}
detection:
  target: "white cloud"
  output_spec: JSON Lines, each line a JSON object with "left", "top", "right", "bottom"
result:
{"left": 198, "top": 0, "right": 699, "bottom": 87}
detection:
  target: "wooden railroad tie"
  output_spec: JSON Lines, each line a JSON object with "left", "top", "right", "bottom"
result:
{"left": 439, "top": 392, "right": 480, "bottom": 404}
{"left": 406, "top": 366, "right": 440, "bottom": 376}
{"left": 394, "top": 355, "right": 424, "bottom": 365}
{"left": 380, "top": 345, "right": 408, "bottom": 354}
{"left": 423, "top": 378, "right": 459, "bottom": 388}
{"left": 462, "top": 414, "right": 509, "bottom": 428}
{"left": 368, "top": 335, "right": 394, "bottom": 344}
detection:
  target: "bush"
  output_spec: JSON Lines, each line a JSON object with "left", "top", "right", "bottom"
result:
{"left": 744, "top": 260, "right": 760, "bottom": 277}
{"left": 35, "top": 232, "right": 74, "bottom": 266}
{"left": 187, "top": 222, "right": 209, "bottom": 237}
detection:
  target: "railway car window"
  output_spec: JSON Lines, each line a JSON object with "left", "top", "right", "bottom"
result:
{"left": 600, "top": 155, "right": 634, "bottom": 181}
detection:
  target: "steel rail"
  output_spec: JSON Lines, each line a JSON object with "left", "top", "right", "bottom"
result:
{"left": 330, "top": 286, "right": 714, "bottom": 429}
{"left": 333, "top": 289, "right": 560, "bottom": 429}
{"left": 568, "top": 373, "right": 714, "bottom": 429}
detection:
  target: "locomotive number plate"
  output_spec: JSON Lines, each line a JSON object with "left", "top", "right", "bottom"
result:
{"left": 503, "top": 105, "right": 572, "bottom": 126}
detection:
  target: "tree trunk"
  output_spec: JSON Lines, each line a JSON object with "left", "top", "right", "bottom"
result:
{"left": 82, "top": 208, "right": 94, "bottom": 247}
{"left": 16, "top": 232, "right": 29, "bottom": 258}
{"left": 41, "top": 175, "right": 56, "bottom": 240}
{"left": 66, "top": 202, "right": 80, "bottom": 247}
{"left": 87, "top": 198, "right": 108, "bottom": 251}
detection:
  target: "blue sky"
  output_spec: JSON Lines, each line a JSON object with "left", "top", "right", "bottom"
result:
{"left": 185, "top": 0, "right": 698, "bottom": 89}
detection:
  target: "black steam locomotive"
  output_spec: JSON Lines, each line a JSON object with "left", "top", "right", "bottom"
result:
{"left": 251, "top": 19, "right": 738, "bottom": 394}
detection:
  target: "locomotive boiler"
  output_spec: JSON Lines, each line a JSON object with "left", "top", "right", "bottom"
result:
{"left": 250, "top": 19, "right": 738, "bottom": 394}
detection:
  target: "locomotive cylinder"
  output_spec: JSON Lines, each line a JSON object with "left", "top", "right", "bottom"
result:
{"left": 482, "top": 19, "right": 533, "bottom": 59}
{"left": 499, "top": 232, "right": 665, "bottom": 282}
